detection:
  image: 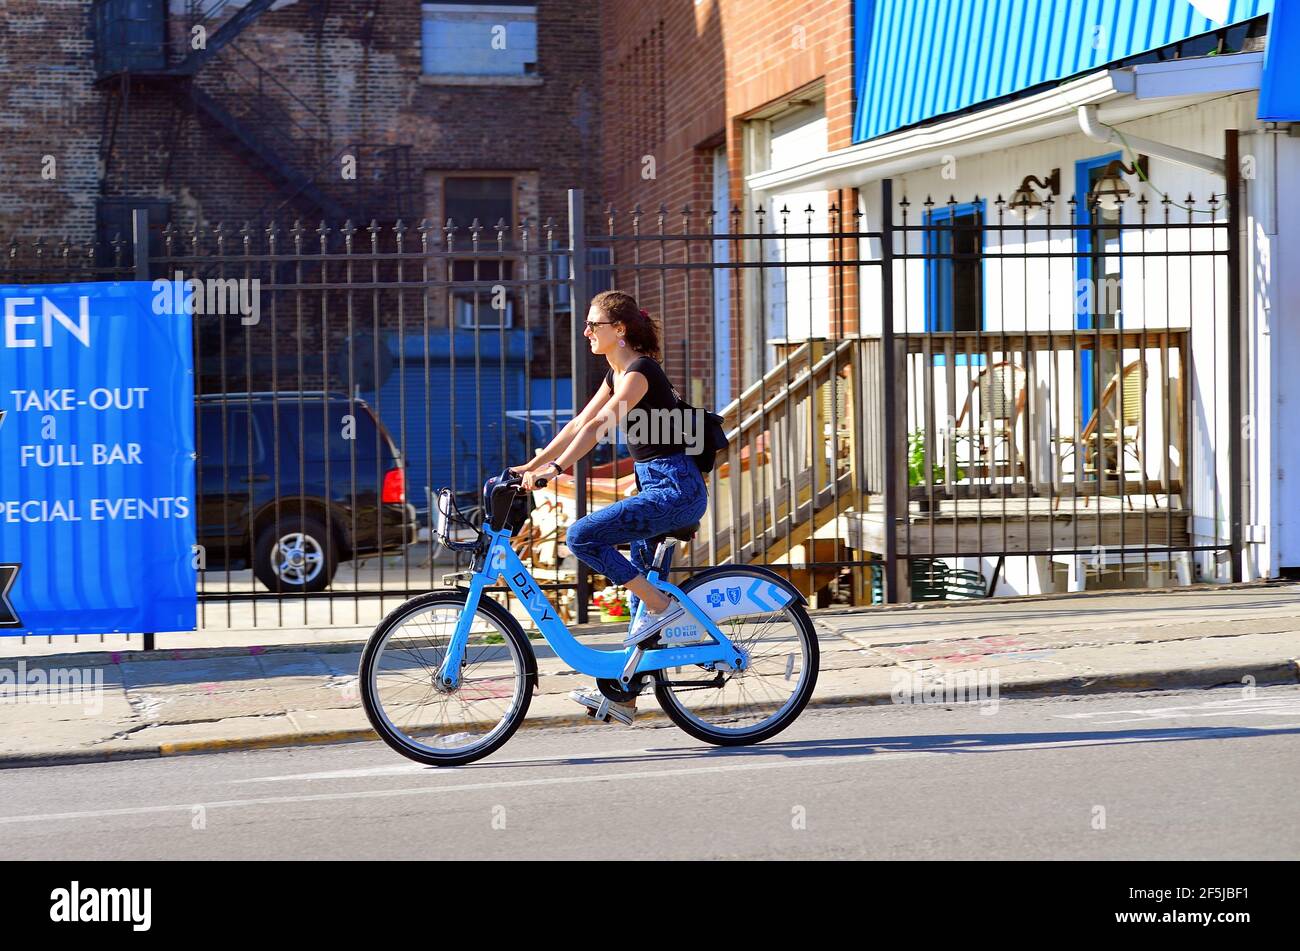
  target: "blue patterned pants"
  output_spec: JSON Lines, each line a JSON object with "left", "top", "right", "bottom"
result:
{"left": 566, "top": 453, "right": 708, "bottom": 609}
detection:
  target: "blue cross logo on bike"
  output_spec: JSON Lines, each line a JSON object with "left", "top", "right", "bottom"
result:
{"left": 359, "top": 468, "right": 820, "bottom": 766}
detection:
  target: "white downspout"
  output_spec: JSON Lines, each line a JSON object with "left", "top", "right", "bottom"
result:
{"left": 1078, "top": 104, "right": 1226, "bottom": 177}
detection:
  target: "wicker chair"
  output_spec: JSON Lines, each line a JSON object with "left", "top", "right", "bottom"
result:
{"left": 954, "top": 361, "right": 1028, "bottom": 479}
{"left": 1055, "top": 360, "right": 1146, "bottom": 509}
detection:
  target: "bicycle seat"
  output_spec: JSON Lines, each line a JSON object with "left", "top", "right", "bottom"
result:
{"left": 650, "top": 522, "right": 699, "bottom": 547}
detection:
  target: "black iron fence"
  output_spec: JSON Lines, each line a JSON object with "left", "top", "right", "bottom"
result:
{"left": 2, "top": 163, "right": 1243, "bottom": 637}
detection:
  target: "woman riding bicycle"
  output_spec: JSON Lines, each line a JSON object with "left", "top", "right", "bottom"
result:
{"left": 509, "top": 290, "right": 707, "bottom": 720}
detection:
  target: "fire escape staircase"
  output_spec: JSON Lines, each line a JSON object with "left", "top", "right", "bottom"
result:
{"left": 92, "top": 0, "right": 413, "bottom": 226}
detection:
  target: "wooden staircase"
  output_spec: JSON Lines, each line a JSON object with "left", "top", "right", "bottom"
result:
{"left": 694, "top": 338, "right": 871, "bottom": 597}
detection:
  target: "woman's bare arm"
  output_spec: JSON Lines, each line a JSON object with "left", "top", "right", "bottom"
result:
{"left": 547, "top": 371, "right": 649, "bottom": 473}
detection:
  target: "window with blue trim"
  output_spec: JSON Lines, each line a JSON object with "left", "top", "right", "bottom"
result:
{"left": 924, "top": 202, "right": 985, "bottom": 364}
{"left": 1075, "top": 154, "right": 1125, "bottom": 420}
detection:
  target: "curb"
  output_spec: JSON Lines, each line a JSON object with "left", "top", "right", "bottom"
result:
{"left": 5, "top": 580, "right": 1292, "bottom": 670}
{"left": 3, "top": 656, "right": 1296, "bottom": 770}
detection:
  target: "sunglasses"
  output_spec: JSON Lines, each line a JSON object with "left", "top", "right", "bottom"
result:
{"left": 584, "top": 320, "right": 615, "bottom": 331}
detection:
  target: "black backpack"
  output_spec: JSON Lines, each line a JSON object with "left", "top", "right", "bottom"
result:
{"left": 671, "top": 386, "right": 730, "bottom": 474}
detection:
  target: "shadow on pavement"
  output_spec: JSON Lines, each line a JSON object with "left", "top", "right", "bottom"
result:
{"left": 474, "top": 724, "right": 1300, "bottom": 771}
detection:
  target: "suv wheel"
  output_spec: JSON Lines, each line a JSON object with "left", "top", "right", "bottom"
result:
{"left": 254, "top": 515, "right": 338, "bottom": 593}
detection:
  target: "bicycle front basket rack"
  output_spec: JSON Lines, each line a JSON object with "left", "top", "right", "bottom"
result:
{"left": 433, "top": 488, "right": 484, "bottom": 552}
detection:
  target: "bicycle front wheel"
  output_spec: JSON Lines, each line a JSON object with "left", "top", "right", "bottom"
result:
{"left": 654, "top": 568, "right": 819, "bottom": 746}
{"left": 360, "top": 591, "right": 535, "bottom": 766}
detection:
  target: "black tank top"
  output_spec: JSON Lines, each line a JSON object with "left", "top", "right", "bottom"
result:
{"left": 603, "top": 356, "right": 686, "bottom": 462}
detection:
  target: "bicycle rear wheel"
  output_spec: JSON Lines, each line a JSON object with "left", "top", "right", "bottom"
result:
{"left": 653, "top": 567, "right": 819, "bottom": 746}
{"left": 360, "top": 591, "right": 536, "bottom": 766}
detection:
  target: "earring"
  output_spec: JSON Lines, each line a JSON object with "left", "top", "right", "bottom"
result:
{"left": 618, "top": 337, "right": 626, "bottom": 348}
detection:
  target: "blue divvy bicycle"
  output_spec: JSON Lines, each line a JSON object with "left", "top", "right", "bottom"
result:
{"left": 360, "top": 469, "right": 820, "bottom": 766}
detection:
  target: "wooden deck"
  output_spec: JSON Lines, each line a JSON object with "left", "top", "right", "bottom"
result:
{"left": 841, "top": 496, "right": 1190, "bottom": 556}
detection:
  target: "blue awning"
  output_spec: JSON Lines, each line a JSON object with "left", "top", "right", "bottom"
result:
{"left": 854, "top": 0, "right": 1275, "bottom": 144}
{"left": 1260, "top": 0, "right": 1300, "bottom": 119}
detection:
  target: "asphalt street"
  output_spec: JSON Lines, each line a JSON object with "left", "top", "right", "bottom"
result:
{"left": 4, "top": 686, "right": 1299, "bottom": 860}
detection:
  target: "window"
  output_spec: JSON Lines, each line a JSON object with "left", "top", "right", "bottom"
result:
{"left": 756, "top": 100, "right": 831, "bottom": 373}
{"left": 198, "top": 407, "right": 261, "bottom": 470}
{"left": 551, "top": 245, "right": 612, "bottom": 313}
{"left": 1076, "top": 154, "right": 1125, "bottom": 420}
{"left": 442, "top": 177, "right": 522, "bottom": 327}
{"left": 924, "top": 202, "right": 985, "bottom": 363}
{"left": 444, "top": 176, "right": 515, "bottom": 239}
{"left": 451, "top": 259, "right": 514, "bottom": 328}
{"left": 422, "top": 3, "right": 537, "bottom": 78}
{"left": 94, "top": 197, "right": 171, "bottom": 268}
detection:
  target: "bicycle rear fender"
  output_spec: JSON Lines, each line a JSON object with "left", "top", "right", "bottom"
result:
{"left": 682, "top": 565, "right": 807, "bottom": 624}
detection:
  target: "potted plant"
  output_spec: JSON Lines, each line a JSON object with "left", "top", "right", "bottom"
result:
{"left": 909, "top": 430, "right": 966, "bottom": 510}
{"left": 593, "top": 587, "right": 631, "bottom": 623}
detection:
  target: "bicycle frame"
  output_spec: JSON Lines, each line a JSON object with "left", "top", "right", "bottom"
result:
{"left": 435, "top": 523, "right": 744, "bottom": 690}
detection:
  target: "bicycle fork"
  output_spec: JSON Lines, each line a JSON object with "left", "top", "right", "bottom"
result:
{"left": 435, "top": 571, "right": 492, "bottom": 691}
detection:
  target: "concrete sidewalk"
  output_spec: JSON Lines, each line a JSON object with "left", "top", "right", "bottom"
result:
{"left": 2, "top": 583, "right": 1298, "bottom": 768}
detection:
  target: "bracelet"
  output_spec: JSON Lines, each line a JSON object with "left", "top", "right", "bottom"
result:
{"left": 547, "top": 462, "right": 564, "bottom": 476}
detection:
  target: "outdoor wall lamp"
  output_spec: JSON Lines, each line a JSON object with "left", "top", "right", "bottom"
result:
{"left": 1089, "top": 156, "right": 1150, "bottom": 214}
{"left": 1006, "top": 168, "right": 1060, "bottom": 223}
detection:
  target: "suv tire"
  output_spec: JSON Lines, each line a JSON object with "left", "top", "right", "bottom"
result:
{"left": 253, "top": 514, "right": 338, "bottom": 593}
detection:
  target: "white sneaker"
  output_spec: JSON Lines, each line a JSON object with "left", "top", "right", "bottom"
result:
{"left": 622, "top": 594, "right": 689, "bottom": 648}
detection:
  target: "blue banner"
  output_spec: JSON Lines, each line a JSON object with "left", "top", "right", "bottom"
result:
{"left": 0, "top": 282, "right": 196, "bottom": 636}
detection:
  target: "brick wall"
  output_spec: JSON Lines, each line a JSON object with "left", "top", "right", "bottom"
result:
{"left": 0, "top": 0, "right": 601, "bottom": 392}
{"left": 0, "top": 0, "right": 603, "bottom": 241}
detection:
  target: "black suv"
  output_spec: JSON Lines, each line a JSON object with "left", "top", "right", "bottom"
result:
{"left": 198, "top": 393, "right": 419, "bottom": 593}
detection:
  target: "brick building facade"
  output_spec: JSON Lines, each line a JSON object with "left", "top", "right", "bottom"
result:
{"left": 600, "top": 0, "right": 858, "bottom": 406}
{"left": 0, "top": 0, "right": 603, "bottom": 246}
{"left": 1, "top": 0, "right": 862, "bottom": 407}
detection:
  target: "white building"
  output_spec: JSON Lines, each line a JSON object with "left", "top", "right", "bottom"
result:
{"left": 745, "top": 2, "right": 1299, "bottom": 597}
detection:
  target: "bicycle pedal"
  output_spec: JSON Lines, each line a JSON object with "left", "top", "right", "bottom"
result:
{"left": 570, "top": 689, "right": 634, "bottom": 726}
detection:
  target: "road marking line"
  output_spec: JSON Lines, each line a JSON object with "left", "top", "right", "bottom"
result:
{"left": 230, "top": 745, "right": 665, "bottom": 783}
{"left": 0, "top": 751, "right": 939, "bottom": 825}
{"left": 3, "top": 725, "right": 1286, "bottom": 826}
